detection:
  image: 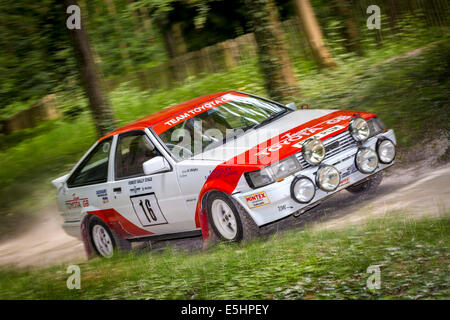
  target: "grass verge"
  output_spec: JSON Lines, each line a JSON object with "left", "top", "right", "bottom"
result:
{"left": 0, "top": 213, "right": 448, "bottom": 299}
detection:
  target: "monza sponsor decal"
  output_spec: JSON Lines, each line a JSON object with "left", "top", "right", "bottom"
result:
{"left": 65, "top": 193, "right": 89, "bottom": 210}
{"left": 245, "top": 191, "right": 271, "bottom": 209}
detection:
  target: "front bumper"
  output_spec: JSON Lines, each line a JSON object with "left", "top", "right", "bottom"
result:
{"left": 234, "top": 129, "right": 396, "bottom": 226}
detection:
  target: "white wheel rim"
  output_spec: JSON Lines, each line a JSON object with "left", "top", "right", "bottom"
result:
{"left": 92, "top": 224, "right": 114, "bottom": 258}
{"left": 211, "top": 199, "right": 237, "bottom": 240}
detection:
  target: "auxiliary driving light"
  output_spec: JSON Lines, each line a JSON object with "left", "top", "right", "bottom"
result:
{"left": 302, "top": 138, "right": 326, "bottom": 165}
{"left": 377, "top": 138, "right": 396, "bottom": 164}
{"left": 355, "top": 147, "right": 378, "bottom": 174}
{"left": 316, "top": 165, "right": 341, "bottom": 192}
{"left": 291, "top": 176, "right": 316, "bottom": 203}
{"left": 349, "top": 117, "right": 370, "bottom": 142}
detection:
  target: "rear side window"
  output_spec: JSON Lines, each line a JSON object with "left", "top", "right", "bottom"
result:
{"left": 115, "top": 132, "right": 160, "bottom": 180}
{"left": 67, "top": 138, "right": 113, "bottom": 188}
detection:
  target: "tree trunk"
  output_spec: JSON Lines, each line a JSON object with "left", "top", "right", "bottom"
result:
{"left": 334, "top": 0, "right": 364, "bottom": 55}
{"left": 294, "top": 0, "right": 337, "bottom": 68}
{"left": 125, "top": 0, "right": 143, "bottom": 34}
{"left": 137, "top": 5, "right": 154, "bottom": 37}
{"left": 244, "top": 0, "right": 300, "bottom": 103}
{"left": 171, "top": 23, "right": 187, "bottom": 56}
{"left": 63, "top": 0, "right": 116, "bottom": 137}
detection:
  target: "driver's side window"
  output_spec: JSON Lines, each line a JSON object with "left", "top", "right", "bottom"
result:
{"left": 115, "top": 132, "right": 160, "bottom": 180}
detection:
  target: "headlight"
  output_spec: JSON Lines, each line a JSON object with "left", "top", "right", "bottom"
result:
{"left": 245, "top": 156, "right": 301, "bottom": 189}
{"left": 302, "top": 138, "right": 325, "bottom": 165}
{"left": 367, "top": 117, "right": 386, "bottom": 137}
{"left": 349, "top": 117, "right": 370, "bottom": 142}
{"left": 245, "top": 167, "right": 274, "bottom": 189}
{"left": 271, "top": 156, "right": 302, "bottom": 179}
{"left": 377, "top": 138, "right": 396, "bottom": 164}
{"left": 355, "top": 148, "right": 378, "bottom": 173}
{"left": 291, "top": 176, "right": 316, "bottom": 203}
{"left": 316, "top": 165, "right": 340, "bottom": 192}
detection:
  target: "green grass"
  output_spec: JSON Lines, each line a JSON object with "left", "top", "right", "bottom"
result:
{"left": 0, "top": 35, "right": 449, "bottom": 239}
{"left": 0, "top": 214, "right": 448, "bottom": 299}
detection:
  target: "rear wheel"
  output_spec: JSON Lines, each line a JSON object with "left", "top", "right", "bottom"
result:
{"left": 346, "top": 172, "right": 383, "bottom": 194}
{"left": 207, "top": 192, "right": 259, "bottom": 243}
{"left": 89, "top": 217, "right": 131, "bottom": 258}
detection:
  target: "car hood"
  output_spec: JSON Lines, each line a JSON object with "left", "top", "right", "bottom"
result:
{"left": 190, "top": 109, "right": 341, "bottom": 162}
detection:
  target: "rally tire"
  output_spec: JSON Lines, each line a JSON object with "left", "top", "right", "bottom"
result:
{"left": 88, "top": 217, "right": 131, "bottom": 258}
{"left": 346, "top": 171, "right": 383, "bottom": 194}
{"left": 206, "top": 192, "right": 259, "bottom": 243}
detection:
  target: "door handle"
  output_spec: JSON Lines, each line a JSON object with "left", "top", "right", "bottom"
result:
{"left": 113, "top": 187, "right": 122, "bottom": 193}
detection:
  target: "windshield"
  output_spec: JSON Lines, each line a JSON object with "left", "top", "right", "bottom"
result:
{"left": 154, "top": 93, "right": 286, "bottom": 161}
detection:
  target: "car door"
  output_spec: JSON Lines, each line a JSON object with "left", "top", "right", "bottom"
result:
{"left": 62, "top": 137, "right": 114, "bottom": 222}
{"left": 109, "top": 130, "right": 194, "bottom": 238}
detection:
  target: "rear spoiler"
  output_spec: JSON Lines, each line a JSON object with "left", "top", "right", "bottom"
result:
{"left": 52, "top": 174, "right": 69, "bottom": 189}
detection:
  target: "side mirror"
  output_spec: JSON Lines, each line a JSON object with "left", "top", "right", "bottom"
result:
{"left": 143, "top": 156, "right": 170, "bottom": 175}
{"left": 285, "top": 102, "right": 297, "bottom": 111}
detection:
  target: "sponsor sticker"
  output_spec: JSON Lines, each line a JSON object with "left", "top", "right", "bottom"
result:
{"left": 339, "top": 177, "right": 350, "bottom": 187}
{"left": 245, "top": 191, "right": 271, "bottom": 209}
{"left": 96, "top": 189, "right": 107, "bottom": 198}
{"left": 65, "top": 193, "right": 89, "bottom": 210}
{"left": 152, "top": 93, "right": 246, "bottom": 134}
{"left": 292, "top": 125, "right": 346, "bottom": 149}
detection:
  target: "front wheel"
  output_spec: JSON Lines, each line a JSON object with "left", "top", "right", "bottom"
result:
{"left": 207, "top": 192, "right": 259, "bottom": 243}
{"left": 346, "top": 172, "right": 383, "bottom": 194}
{"left": 89, "top": 217, "right": 131, "bottom": 258}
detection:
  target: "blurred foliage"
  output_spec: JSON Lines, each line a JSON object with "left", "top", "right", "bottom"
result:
{"left": 0, "top": 214, "right": 448, "bottom": 299}
{"left": 1, "top": 0, "right": 448, "bottom": 116}
{"left": 0, "top": 0, "right": 77, "bottom": 110}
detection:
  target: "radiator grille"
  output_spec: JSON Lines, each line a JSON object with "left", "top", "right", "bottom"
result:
{"left": 295, "top": 130, "right": 357, "bottom": 169}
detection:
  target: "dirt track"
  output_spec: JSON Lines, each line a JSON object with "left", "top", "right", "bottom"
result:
{"left": 0, "top": 156, "right": 449, "bottom": 269}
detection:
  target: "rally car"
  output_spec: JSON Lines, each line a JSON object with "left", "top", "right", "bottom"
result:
{"left": 53, "top": 91, "right": 396, "bottom": 258}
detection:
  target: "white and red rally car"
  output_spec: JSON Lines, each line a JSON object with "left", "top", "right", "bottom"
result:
{"left": 53, "top": 91, "right": 396, "bottom": 257}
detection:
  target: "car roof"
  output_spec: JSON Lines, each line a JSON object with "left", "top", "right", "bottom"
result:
{"left": 99, "top": 90, "right": 234, "bottom": 141}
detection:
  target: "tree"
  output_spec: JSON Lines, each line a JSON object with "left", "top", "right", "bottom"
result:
{"left": 63, "top": 0, "right": 116, "bottom": 137}
{"left": 244, "top": 0, "right": 299, "bottom": 103}
{"left": 334, "top": 0, "right": 363, "bottom": 55}
{"left": 294, "top": 0, "right": 337, "bottom": 68}
{"left": 104, "top": 0, "right": 131, "bottom": 69}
